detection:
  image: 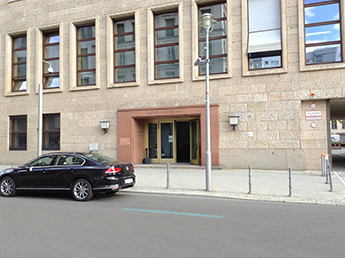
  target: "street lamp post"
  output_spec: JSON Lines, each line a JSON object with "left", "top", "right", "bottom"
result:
{"left": 195, "top": 13, "right": 217, "bottom": 192}
{"left": 38, "top": 60, "right": 53, "bottom": 156}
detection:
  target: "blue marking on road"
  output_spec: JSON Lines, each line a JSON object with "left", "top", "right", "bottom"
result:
{"left": 122, "top": 208, "right": 224, "bottom": 218}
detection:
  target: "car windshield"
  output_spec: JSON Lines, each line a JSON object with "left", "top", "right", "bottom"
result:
{"left": 84, "top": 153, "right": 117, "bottom": 164}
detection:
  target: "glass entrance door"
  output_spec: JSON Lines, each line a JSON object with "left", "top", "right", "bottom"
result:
{"left": 190, "top": 120, "right": 200, "bottom": 165}
{"left": 146, "top": 119, "right": 200, "bottom": 164}
{"left": 148, "top": 121, "right": 175, "bottom": 164}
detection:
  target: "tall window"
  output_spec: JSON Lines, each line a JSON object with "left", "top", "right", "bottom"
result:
{"left": 331, "top": 120, "right": 337, "bottom": 129}
{"left": 198, "top": 1, "right": 227, "bottom": 75}
{"left": 114, "top": 17, "right": 135, "bottom": 82}
{"left": 43, "top": 114, "right": 60, "bottom": 150}
{"left": 12, "top": 35, "right": 27, "bottom": 91}
{"left": 9, "top": 116, "right": 27, "bottom": 150}
{"left": 248, "top": 0, "right": 282, "bottom": 70}
{"left": 43, "top": 30, "right": 60, "bottom": 88}
{"left": 77, "top": 25, "right": 96, "bottom": 86}
{"left": 304, "top": 0, "right": 342, "bottom": 64}
{"left": 154, "top": 11, "right": 179, "bottom": 79}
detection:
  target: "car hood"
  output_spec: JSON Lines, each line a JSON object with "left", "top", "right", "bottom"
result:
{"left": 0, "top": 166, "right": 22, "bottom": 176}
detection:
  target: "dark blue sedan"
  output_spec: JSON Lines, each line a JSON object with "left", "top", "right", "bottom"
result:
{"left": 0, "top": 152, "right": 135, "bottom": 201}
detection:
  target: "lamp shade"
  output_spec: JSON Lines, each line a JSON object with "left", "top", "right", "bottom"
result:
{"left": 198, "top": 13, "right": 217, "bottom": 29}
{"left": 100, "top": 121, "right": 110, "bottom": 129}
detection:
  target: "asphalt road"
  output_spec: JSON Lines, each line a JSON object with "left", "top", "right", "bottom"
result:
{"left": 1, "top": 192, "right": 345, "bottom": 258}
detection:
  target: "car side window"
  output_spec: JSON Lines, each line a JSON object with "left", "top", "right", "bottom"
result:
{"left": 28, "top": 156, "right": 55, "bottom": 167}
{"left": 56, "top": 155, "right": 84, "bottom": 166}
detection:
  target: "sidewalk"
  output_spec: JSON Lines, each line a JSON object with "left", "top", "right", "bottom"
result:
{"left": 123, "top": 164, "right": 345, "bottom": 205}
{"left": 1, "top": 164, "right": 344, "bottom": 205}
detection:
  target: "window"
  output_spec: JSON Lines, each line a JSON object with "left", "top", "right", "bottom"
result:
{"left": 247, "top": 0, "right": 282, "bottom": 70}
{"left": 9, "top": 116, "right": 27, "bottom": 150}
{"left": 42, "top": 114, "right": 60, "bottom": 151}
{"left": 343, "top": 120, "right": 345, "bottom": 129}
{"left": 77, "top": 24, "right": 96, "bottom": 86}
{"left": 114, "top": 17, "right": 135, "bottom": 83}
{"left": 154, "top": 10, "right": 179, "bottom": 79}
{"left": 43, "top": 30, "right": 60, "bottom": 88}
{"left": 304, "top": 0, "right": 342, "bottom": 65}
{"left": 12, "top": 35, "right": 27, "bottom": 91}
{"left": 332, "top": 120, "right": 337, "bottom": 129}
{"left": 198, "top": 1, "right": 228, "bottom": 75}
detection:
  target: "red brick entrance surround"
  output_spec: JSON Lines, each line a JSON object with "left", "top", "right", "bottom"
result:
{"left": 117, "top": 105, "right": 219, "bottom": 166}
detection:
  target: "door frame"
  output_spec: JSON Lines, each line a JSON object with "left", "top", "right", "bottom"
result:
{"left": 144, "top": 117, "right": 200, "bottom": 164}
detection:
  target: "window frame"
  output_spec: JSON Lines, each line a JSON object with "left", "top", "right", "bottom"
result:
{"left": 197, "top": 1, "right": 228, "bottom": 76}
{"left": 154, "top": 10, "right": 179, "bottom": 80}
{"left": 114, "top": 16, "right": 136, "bottom": 83}
{"left": 70, "top": 19, "right": 100, "bottom": 91}
{"left": 298, "top": 0, "right": 345, "bottom": 71}
{"left": 76, "top": 24, "right": 96, "bottom": 87}
{"left": 42, "top": 113, "right": 60, "bottom": 151}
{"left": 148, "top": 3, "right": 184, "bottom": 85}
{"left": 304, "top": 0, "right": 342, "bottom": 65}
{"left": 42, "top": 29, "right": 60, "bottom": 89}
{"left": 12, "top": 35, "right": 27, "bottom": 92}
{"left": 242, "top": 0, "right": 287, "bottom": 76}
{"left": 107, "top": 11, "right": 140, "bottom": 88}
{"left": 192, "top": 0, "right": 232, "bottom": 81}
{"left": 9, "top": 115, "right": 27, "bottom": 151}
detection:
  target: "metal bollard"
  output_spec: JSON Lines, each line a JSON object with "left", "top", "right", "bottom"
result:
{"left": 248, "top": 165, "right": 252, "bottom": 194}
{"left": 11, "top": 161, "right": 13, "bottom": 168}
{"left": 325, "top": 161, "right": 329, "bottom": 184}
{"left": 166, "top": 163, "right": 170, "bottom": 189}
{"left": 327, "top": 163, "right": 333, "bottom": 192}
{"left": 288, "top": 167, "right": 292, "bottom": 197}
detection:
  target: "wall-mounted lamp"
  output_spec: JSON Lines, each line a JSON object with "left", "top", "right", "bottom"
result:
{"left": 229, "top": 116, "right": 239, "bottom": 131}
{"left": 100, "top": 121, "right": 110, "bottom": 134}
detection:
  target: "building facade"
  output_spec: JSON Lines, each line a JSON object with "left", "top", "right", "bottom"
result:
{"left": 1, "top": 0, "right": 344, "bottom": 170}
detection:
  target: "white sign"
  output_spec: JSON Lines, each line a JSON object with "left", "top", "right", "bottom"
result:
{"left": 305, "top": 111, "right": 322, "bottom": 120}
{"left": 247, "top": 132, "right": 253, "bottom": 137}
{"left": 90, "top": 142, "right": 99, "bottom": 151}
{"left": 310, "top": 103, "right": 316, "bottom": 109}
{"left": 310, "top": 122, "right": 317, "bottom": 128}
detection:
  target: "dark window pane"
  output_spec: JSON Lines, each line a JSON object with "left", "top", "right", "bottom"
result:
{"left": 156, "top": 63, "right": 179, "bottom": 79}
{"left": 78, "top": 26, "right": 95, "bottom": 39}
{"left": 305, "top": 3, "right": 339, "bottom": 24}
{"left": 13, "top": 64, "right": 26, "bottom": 77}
{"left": 78, "top": 40, "right": 96, "bottom": 54}
{"left": 200, "top": 57, "right": 228, "bottom": 74}
{"left": 78, "top": 71, "right": 96, "bottom": 85}
{"left": 305, "top": 24, "right": 340, "bottom": 44}
{"left": 13, "top": 79, "right": 27, "bottom": 91}
{"left": 115, "top": 51, "right": 135, "bottom": 66}
{"left": 13, "top": 50, "right": 27, "bottom": 63}
{"left": 78, "top": 56, "right": 95, "bottom": 70}
{"left": 156, "top": 46, "right": 179, "bottom": 62}
{"left": 115, "top": 67, "right": 135, "bottom": 82}
{"left": 13, "top": 37, "right": 26, "bottom": 48}
{"left": 44, "top": 75, "right": 60, "bottom": 89}
{"left": 44, "top": 45, "right": 59, "bottom": 58}
{"left": 306, "top": 44, "right": 341, "bottom": 64}
{"left": 10, "top": 116, "right": 27, "bottom": 151}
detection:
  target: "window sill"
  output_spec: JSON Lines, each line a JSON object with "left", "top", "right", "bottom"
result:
{"left": 193, "top": 72, "right": 232, "bottom": 82}
{"left": 70, "top": 85, "right": 100, "bottom": 91}
{"left": 148, "top": 78, "right": 183, "bottom": 85}
{"left": 300, "top": 62, "right": 345, "bottom": 72}
{"left": 243, "top": 67, "right": 287, "bottom": 77}
{"left": 5, "top": 91, "right": 29, "bottom": 97}
{"left": 108, "top": 82, "right": 140, "bottom": 88}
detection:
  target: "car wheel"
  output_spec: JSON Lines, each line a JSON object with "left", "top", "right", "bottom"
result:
{"left": 72, "top": 179, "right": 93, "bottom": 201}
{"left": 0, "top": 177, "right": 17, "bottom": 197}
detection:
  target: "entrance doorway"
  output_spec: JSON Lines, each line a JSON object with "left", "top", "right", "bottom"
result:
{"left": 146, "top": 119, "right": 200, "bottom": 164}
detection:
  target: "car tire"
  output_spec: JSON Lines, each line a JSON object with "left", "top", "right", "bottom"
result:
{"left": 72, "top": 179, "right": 93, "bottom": 201}
{"left": 0, "top": 177, "right": 17, "bottom": 197}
